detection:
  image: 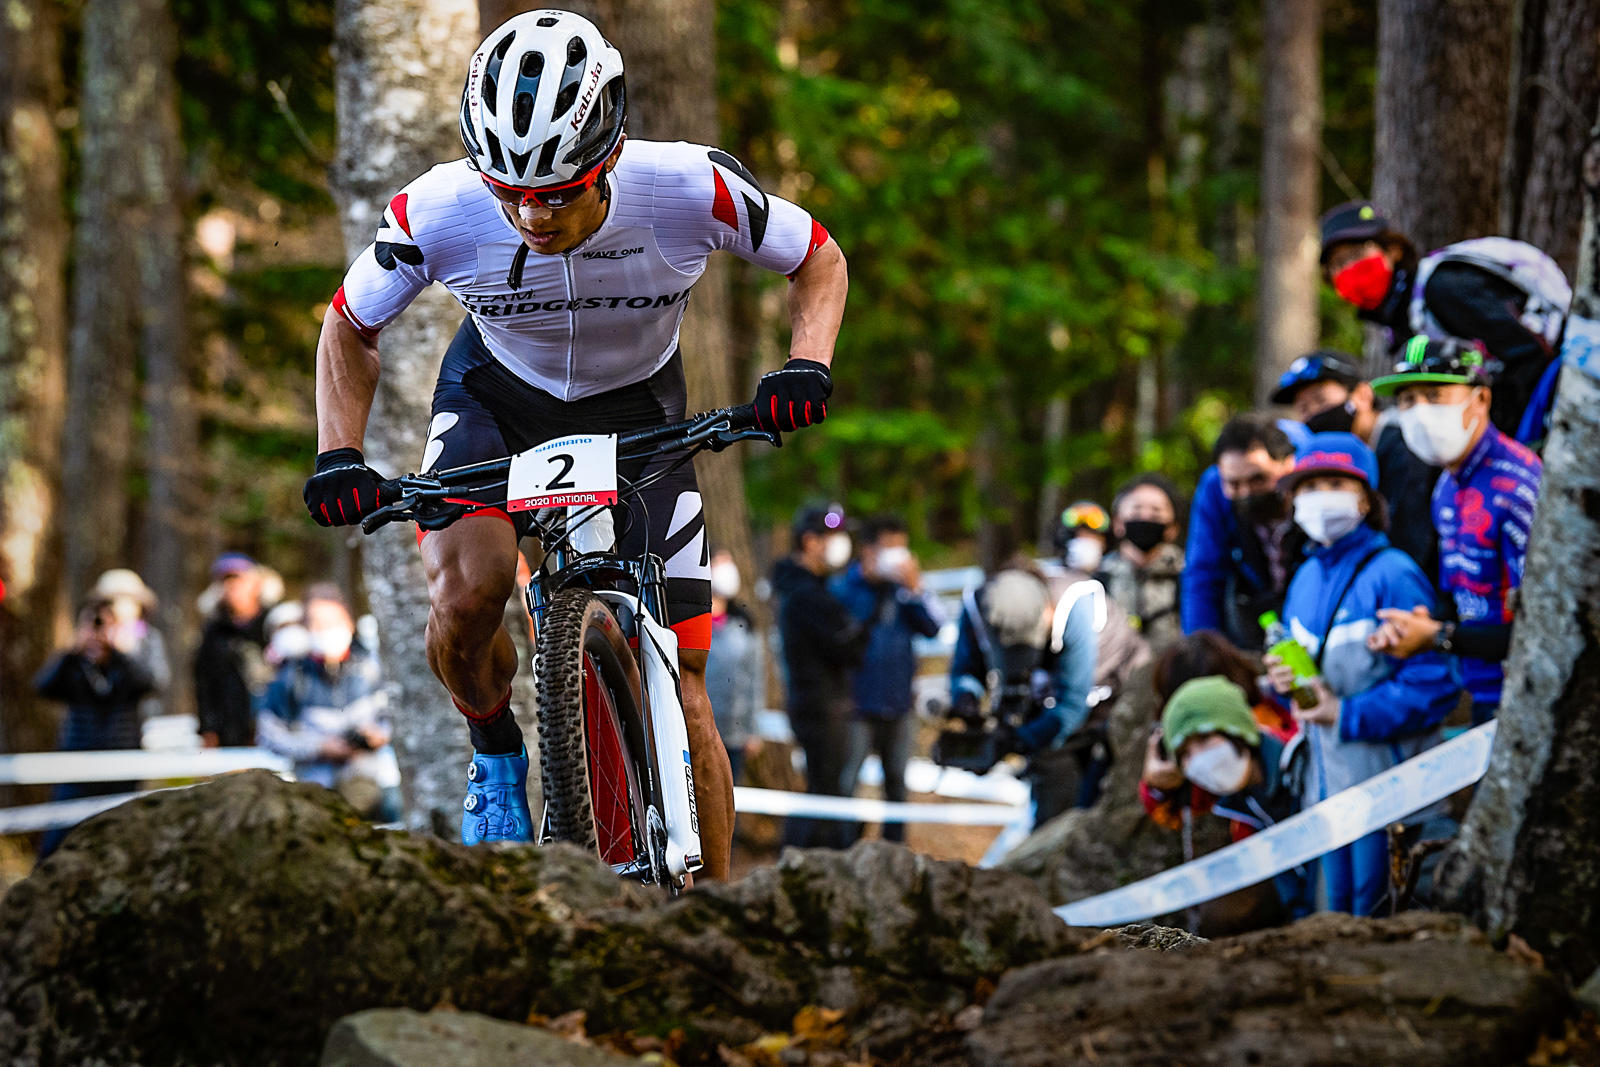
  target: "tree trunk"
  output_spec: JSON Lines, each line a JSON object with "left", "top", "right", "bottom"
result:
{"left": 61, "top": 0, "right": 161, "bottom": 605}
{"left": 131, "top": 0, "right": 195, "bottom": 719}
{"left": 1255, "top": 0, "right": 1322, "bottom": 405}
{"left": 332, "top": 0, "right": 479, "bottom": 835}
{"left": 0, "top": 0, "right": 69, "bottom": 779}
{"left": 1499, "top": 0, "right": 1600, "bottom": 277}
{"left": 1438, "top": 115, "right": 1600, "bottom": 980}
{"left": 1372, "top": 0, "right": 1514, "bottom": 254}
{"left": 555, "top": 0, "right": 760, "bottom": 595}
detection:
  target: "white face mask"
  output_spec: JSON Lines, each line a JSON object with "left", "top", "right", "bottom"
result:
{"left": 1065, "top": 537, "right": 1103, "bottom": 572}
{"left": 1183, "top": 741, "right": 1251, "bottom": 796}
{"left": 874, "top": 544, "right": 911, "bottom": 579}
{"left": 309, "top": 627, "right": 353, "bottom": 661}
{"left": 824, "top": 533, "right": 853, "bottom": 570}
{"left": 709, "top": 560, "right": 742, "bottom": 600}
{"left": 1398, "top": 398, "right": 1479, "bottom": 467}
{"left": 1293, "top": 489, "right": 1365, "bottom": 546}
{"left": 268, "top": 624, "right": 311, "bottom": 663}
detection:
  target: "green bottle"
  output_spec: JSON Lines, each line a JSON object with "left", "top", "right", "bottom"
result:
{"left": 1259, "top": 611, "right": 1320, "bottom": 710}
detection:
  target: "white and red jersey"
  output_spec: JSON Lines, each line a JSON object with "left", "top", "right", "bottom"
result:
{"left": 333, "top": 139, "right": 829, "bottom": 400}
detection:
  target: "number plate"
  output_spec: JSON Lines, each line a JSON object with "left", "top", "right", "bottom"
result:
{"left": 506, "top": 433, "right": 618, "bottom": 511}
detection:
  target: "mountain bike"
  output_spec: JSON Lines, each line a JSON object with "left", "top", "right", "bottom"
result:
{"left": 359, "top": 404, "right": 778, "bottom": 891}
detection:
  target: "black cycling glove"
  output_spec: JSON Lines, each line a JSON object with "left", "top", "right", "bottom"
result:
{"left": 304, "top": 448, "right": 389, "bottom": 528}
{"left": 753, "top": 358, "right": 833, "bottom": 433}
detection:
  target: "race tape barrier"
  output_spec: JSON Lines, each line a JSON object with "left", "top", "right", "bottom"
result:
{"left": 732, "top": 785, "right": 1024, "bottom": 826}
{"left": 0, "top": 789, "right": 163, "bottom": 835}
{"left": 1054, "top": 720, "right": 1497, "bottom": 927}
{"left": 0, "top": 748, "right": 291, "bottom": 786}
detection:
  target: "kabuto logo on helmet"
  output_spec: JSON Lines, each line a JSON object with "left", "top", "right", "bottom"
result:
{"left": 570, "top": 60, "right": 604, "bottom": 131}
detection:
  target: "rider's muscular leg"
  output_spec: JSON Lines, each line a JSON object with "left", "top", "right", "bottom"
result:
{"left": 421, "top": 515, "right": 521, "bottom": 720}
{"left": 679, "top": 647, "right": 734, "bottom": 881}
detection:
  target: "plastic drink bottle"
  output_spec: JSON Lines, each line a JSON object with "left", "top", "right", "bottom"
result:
{"left": 1259, "top": 611, "right": 1321, "bottom": 710}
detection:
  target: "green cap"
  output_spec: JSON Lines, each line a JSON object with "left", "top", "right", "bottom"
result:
{"left": 1161, "top": 676, "right": 1261, "bottom": 755}
{"left": 1370, "top": 335, "right": 1491, "bottom": 397}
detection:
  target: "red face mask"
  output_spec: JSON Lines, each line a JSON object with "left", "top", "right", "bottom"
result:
{"left": 1332, "top": 251, "right": 1395, "bottom": 311}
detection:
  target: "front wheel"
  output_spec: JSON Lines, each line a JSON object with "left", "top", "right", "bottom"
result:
{"left": 534, "top": 589, "right": 654, "bottom": 874}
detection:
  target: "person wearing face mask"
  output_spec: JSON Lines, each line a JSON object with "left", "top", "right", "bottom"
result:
{"left": 1098, "top": 475, "right": 1186, "bottom": 655}
{"left": 1271, "top": 349, "right": 1440, "bottom": 579}
{"left": 256, "top": 585, "right": 401, "bottom": 822}
{"left": 772, "top": 503, "right": 867, "bottom": 849}
{"left": 1365, "top": 337, "right": 1543, "bottom": 725}
{"left": 1319, "top": 201, "right": 1570, "bottom": 444}
{"left": 704, "top": 547, "right": 763, "bottom": 783}
{"left": 1265, "top": 433, "right": 1460, "bottom": 916}
{"left": 1140, "top": 677, "right": 1312, "bottom": 923}
{"left": 1181, "top": 414, "right": 1308, "bottom": 650}
{"left": 829, "top": 515, "right": 944, "bottom": 842}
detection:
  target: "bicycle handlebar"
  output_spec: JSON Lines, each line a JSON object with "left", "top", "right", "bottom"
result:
{"left": 360, "top": 403, "right": 771, "bottom": 534}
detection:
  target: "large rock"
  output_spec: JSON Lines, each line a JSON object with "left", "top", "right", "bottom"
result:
{"left": 999, "top": 664, "right": 1234, "bottom": 925}
{"left": 322, "top": 1009, "right": 643, "bottom": 1066}
{"left": 0, "top": 771, "right": 1083, "bottom": 1065}
{"left": 966, "top": 912, "right": 1570, "bottom": 1067}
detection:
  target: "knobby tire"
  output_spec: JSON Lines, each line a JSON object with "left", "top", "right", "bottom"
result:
{"left": 534, "top": 588, "right": 652, "bottom": 870}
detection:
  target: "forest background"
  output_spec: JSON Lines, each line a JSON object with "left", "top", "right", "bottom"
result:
{"left": 2, "top": 0, "right": 1595, "bottom": 758}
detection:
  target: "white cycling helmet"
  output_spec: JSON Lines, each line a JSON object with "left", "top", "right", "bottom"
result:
{"left": 459, "top": 10, "right": 627, "bottom": 188}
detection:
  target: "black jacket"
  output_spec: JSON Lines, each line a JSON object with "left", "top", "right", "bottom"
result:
{"left": 771, "top": 557, "right": 865, "bottom": 721}
{"left": 193, "top": 611, "right": 269, "bottom": 746}
{"left": 35, "top": 650, "right": 154, "bottom": 751}
{"left": 1374, "top": 421, "right": 1441, "bottom": 581}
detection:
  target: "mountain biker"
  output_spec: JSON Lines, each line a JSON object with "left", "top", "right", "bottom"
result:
{"left": 302, "top": 10, "right": 848, "bottom": 875}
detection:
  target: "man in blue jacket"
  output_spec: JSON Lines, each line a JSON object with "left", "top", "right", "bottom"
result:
{"left": 832, "top": 514, "right": 943, "bottom": 842}
{"left": 1181, "top": 415, "right": 1307, "bottom": 649}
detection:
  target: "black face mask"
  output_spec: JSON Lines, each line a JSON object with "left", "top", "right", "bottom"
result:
{"left": 1304, "top": 401, "right": 1357, "bottom": 434}
{"left": 1233, "top": 491, "right": 1284, "bottom": 525}
{"left": 1121, "top": 520, "right": 1168, "bottom": 553}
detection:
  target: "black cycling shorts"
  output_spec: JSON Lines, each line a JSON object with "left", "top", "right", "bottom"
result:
{"left": 423, "top": 318, "right": 711, "bottom": 645}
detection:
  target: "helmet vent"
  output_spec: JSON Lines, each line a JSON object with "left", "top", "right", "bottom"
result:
{"left": 510, "top": 147, "right": 534, "bottom": 178}
{"left": 520, "top": 52, "right": 544, "bottom": 79}
{"left": 513, "top": 93, "right": 534, "bottom": 137}
{"left": 485, "top": 129, "right": 507, "bottom": 175}
{"left": 534, "top": 135, "right": 560, "bottom": 178}
{"left": 536, "top": 15, "right": 558, "bottom": 26}
{"left": 566, "top": 37, "right": 587, "bottom": 67}
{"left": 482, "top": 74, "right": 499, "bottom": 114}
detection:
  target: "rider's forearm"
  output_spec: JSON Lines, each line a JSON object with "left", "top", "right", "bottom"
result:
{"left": 315, "top": 305, "right": 382, "bottom": 453}
{"left": 785, "top": 238, "right": 847, "bottom": 367}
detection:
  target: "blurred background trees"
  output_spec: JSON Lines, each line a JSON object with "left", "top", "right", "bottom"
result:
{"left": 1, "top": 0, "right": 1593, "bottom": 734}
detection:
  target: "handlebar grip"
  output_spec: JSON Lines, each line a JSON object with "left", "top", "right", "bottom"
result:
{"left": 725, "top": 403, "right": 759, "bottom": 430}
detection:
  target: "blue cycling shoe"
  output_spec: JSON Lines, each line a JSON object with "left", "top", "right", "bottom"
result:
{"left": 461, "top": 747, "right": 534, "bottom": 846}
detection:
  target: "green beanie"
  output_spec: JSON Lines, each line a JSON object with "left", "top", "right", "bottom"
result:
{"left": 1161, "top": 676, "right": 1261, "bottom": 755}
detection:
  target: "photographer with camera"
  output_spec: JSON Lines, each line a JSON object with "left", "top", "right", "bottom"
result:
{"left": 256, "top": 585, "right": 400, "bottom": 822}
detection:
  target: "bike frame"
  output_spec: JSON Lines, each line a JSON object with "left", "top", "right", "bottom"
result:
{"left": 361, "top": 404, "right": 776, "bottom": 888}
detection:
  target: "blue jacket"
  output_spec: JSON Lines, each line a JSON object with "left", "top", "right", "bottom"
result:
{"left": 1180, "top": 420, "right": 1311, "bottom": 638}
{"left": 1433, "top": 427, "right": 1541, "bottom": 709}
{"left": 257, "top": 647, "right": 395, "bottom": 789}
{"left": 833, "top": 562, "right": 943, "bottom": 718}
{"left": 1281, "top": 523, "right": 1459, "bottom": 807}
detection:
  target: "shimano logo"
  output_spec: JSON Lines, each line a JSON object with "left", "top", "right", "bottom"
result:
{"left": 684, "top": 761, "right": 699, "bottom": 833}
{"left": 570, "top": 61, "right": 604, "bottom": 130}
{"left": 581, "top": 247, "right": 643, "bottom": 260}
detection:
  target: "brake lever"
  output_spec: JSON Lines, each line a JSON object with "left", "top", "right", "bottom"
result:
{"left": 360, "top": 492, "right": 418, "bottom": 534}
{"left": 709, "top": 426, "right": 782, "bottom": 451}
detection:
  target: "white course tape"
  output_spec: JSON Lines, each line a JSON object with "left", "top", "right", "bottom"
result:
{"left": 0, "top": 790, "right": 160, "bottom": 835}
{"left": 0, "top": 748, "right": 291, "bottom": 785}
{"left": 733, "top": 785, "right": 1025, "bottom": 826}
{"left": 1054, "top": 721, "right": 1497, "bottom": 927}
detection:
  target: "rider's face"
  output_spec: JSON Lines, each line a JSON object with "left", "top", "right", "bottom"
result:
{"left": 496, "top": 145, "right": 623, "bottom": 256}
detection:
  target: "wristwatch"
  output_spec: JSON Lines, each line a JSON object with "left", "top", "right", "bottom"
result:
{"left": 1431, "top": 621, "right": 1458, "bottom": 654}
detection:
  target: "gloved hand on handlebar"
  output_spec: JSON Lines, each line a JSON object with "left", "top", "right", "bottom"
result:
{"left": 753, "top": 358, "right": 832, "bottom": 433}
{"left": 304, "top": 448, "right": 391, "bottom": 527}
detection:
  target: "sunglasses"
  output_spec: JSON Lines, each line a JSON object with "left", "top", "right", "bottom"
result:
{"left": 481, "top": 164, "right": 605, "bottom": 211}
{"left": 1063, "top": 504, "right": 1109, "bottom": 532}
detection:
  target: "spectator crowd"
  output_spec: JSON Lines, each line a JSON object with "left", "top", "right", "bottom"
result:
{"left": 22, "top": 197, "right": 1569, "bottom": 929}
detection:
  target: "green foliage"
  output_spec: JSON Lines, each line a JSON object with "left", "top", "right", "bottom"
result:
{"left": 719, "top": 0, "right": 1268, "bottom": 551}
